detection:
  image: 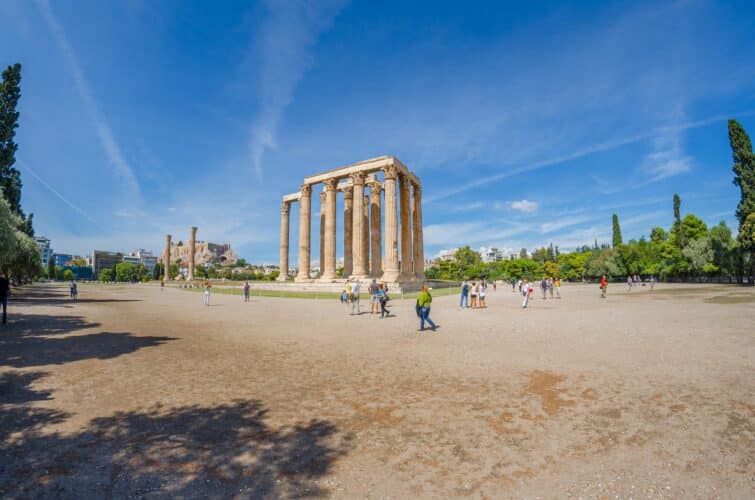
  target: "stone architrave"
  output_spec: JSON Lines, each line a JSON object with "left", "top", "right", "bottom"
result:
{"left": 278, "top": 202, "right": 290, "bottom": 281}
{"left": 369, "top": 180, "right": 383, "bottom": 277}
{"left": 381, "top": 165, "right": 400, "bottom": 282}
{"left": 412, "top": 183, "right": 425, "bottom": 281}
{"left": 322, "top": 179, "right": 338, "bottom": 280}
{"left": 164, "top": 234, "right": 172, "bottom": 281}
{"left": 296, "top": 184, "right": 312, "bottom": 282}
{"left": 351, "top": 172, "right": 368, "bottom": 278}
{"left": 399, "top": 174, "right": 413, "bottom": 280}
{"left": 343, "top": 187, "right": 353, "bottom": 277}
{"left": 319, "top": 191, "right": 326, "bottom": 277}
{"left": 188, "top": 227, "right": 197, "bottom": 280}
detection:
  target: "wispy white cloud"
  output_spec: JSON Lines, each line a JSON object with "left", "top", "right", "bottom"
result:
{"left": 640, "top": 127, "right": 692, "bottom": 182}
{"left": 35, "top": 0, "right": 140, "bottom": 199}
{"left": 19, "top": 161, "right": 101, "bottom": 227}
{"left": 509, "top": 199, "right": 539, "bottom": 213}
{"left": 539, "top": 215, "right": 594, "bottom": 234}
{"left": 248, "top": 0, "right": 345, "bottom": 183}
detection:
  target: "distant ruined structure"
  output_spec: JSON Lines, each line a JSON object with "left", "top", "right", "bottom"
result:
{"left": 162, "top": 226, "right": 237, "bottom": 280}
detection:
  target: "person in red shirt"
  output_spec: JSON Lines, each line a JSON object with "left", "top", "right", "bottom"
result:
{"left": 600, "top": 275, "right": 608, "bottom": 299}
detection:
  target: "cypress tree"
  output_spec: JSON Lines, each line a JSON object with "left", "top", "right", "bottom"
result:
{"left": 0, "top": 63, "right": 23, "bottom": 215}
{"left": 672, "top": 193, "right": 684, "bottom": 247}
{"left": 728, "top": 120, "right": 755, "bottom": 283}
{"left": 612, "top": 214, "right": 622, "bottom": 247}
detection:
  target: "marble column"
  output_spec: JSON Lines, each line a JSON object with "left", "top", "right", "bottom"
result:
{"left": 381, "top": 166, "right": 400, "bottom": 282}
{"left": 363, "top": 194, "right": 370, "bottom": 276}
{"left": 369, "top": 180, "right": 383, "bottom": 277}
{"left": 351, "top": 172, "right": 368, "bottom": 278}
{"left": 188, "top": 226, "right": 197, "bottom": 280}
{"left": 278, "top": 202, "right": 290, "bottom": 281}
{"left": 296, "top": 184, "right": 312, "bottom": 282}
{"left": 412, "top": 183, "right": 425, "bottom": 281}
{"left": 322, "top": 179, "right": 338, "bottom": 280}
{"left": 399, "top": 174, "right": 413, "bottom": 280}
{"left": 319, "top": 190, "right": 326, "bottom": 278}
{"left": 164, "top": 234, "right": 171, "bottom": 281}
{"left": 343, "top": 187, "right": 353, "bottom": 277}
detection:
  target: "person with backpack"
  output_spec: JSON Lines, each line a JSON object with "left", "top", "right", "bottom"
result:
{"left": 417, "top": 285, "right": 437, "bottom": 332}
{"left": 0, "top": 272, "right": 10, "bottom": 325}
{"left": 459, "top": 279, "right": 470, "bottom": 308}
{"left": 377, "top": 283, "right": 390, "bottom": 318}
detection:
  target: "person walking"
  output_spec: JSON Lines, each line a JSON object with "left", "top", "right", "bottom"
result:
{"left": 350, "top": 279, "right": 361, "bottom": 315}
{"left": 470, "top": 282, "right": 478, "bottom": 308}
{"left": 600, "top": 275, "right": 608, "bottom": 299}
{"left": 70, "top": 280, "right": 78, "bottom": 302}
{"left": 243, "top": 281, "right": 251, "bottom": 302}
{"left": 554, "top": 277, "right": 561, "bottom": 299}
{"left": 460, "top": 279, "right": 470, "bottom": 308}
{"left": 417, "top": 285, "right": 437, "bottom": 332}
{"left": 626, "top": 276, "right": 633, "bottom": 291}
{"left": 203, "top": 281, "right": 211, "bottom": 306}
{"left": 511, "top": 278, "right": 516, "bottom": 292}
{"left": 0, "top": 272, "right": 9, "bottom": 325}
{"left": 521, "top": 279, "right": 530, "bottom": 309}
{"left": 377, "top": 283, "right": 390, "bottom": 318}
{"left": 160, "top": 280, "right": 165, "bottom": 292}
{"left": 369, "top": 279, "right": 379, "bottom": 314}
{"left": 479, "top": 281, "right": 487, "bottom": 308}
{"left": 649, "top": 276, "right": 656, "bottom": 291}
{"left": 540, "top": 277, "right": 548, "bottom": 299}
{"left": 548, "top": 278, "right": 554, "bottom": 299}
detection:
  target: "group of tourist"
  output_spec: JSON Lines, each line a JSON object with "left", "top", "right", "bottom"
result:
{"left": 459, "top": 278, "right": 488, "bottom": 309}
{"left": 626, "top": 275, "right": 656, "bottom": 291}
{"left": 341, "top": 279, "right": 392, "bottom": 318}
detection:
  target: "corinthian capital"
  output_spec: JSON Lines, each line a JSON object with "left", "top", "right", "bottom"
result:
{"left": 300, "top": 184, "right": 312, "bottom": 196}
{"left": 351, "top": 172, "right": 366, "bottom": 185}
{"left": 324, "top": 178, "right": 338, "bottom": 191}
{"left": 383, "top": 165, "right": 398, "bottom": 180}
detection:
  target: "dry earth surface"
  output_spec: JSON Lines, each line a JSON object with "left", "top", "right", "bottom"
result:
{"left": 0, "top": 281, "right": 753, "bottom": 498}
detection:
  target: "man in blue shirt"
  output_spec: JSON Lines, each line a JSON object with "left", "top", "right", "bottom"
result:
{"left": 460, "top": 279, "right": 470, "bottom": 308}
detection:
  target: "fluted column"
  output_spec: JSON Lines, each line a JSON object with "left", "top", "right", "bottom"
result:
{"left": 362, "top": 194, "right": 370, "bottom": 276}
{"left": 278, "top": 202, "right": 290, "bottom": 281}
{"left": 369, "top": 180, "right": 383, "bottom": 277}
{"left": 412, "top": 183, "right": 425, "bottom": 281}
{"left": 322, "top": 179, "right": 338, "bottom": 280}
{"left": 188, "top": 226, "right": 197, "bottom": 280}
{"left": 296, "top": 184, "right": 312, "bottom": 282}
{"left": 319, "top": 190, "right": 326, "bottom": 278}
{"left": 343, "top": 187, "right": 353, "bottom": 277}
{"left": 351, "top": 172, "right": 368, "bottom": 278}
{"left": 399, "top": 174, "right": 412, "bottom": 280}
{"left": 381, "top": 166, "right": 400, "bottom": 282}
{"left": 164, "top": 234, "right": 172, "bottom": 281}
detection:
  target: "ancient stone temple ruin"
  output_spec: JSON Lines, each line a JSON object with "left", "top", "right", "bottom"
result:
{"left": 279, "top": 156, "right": 424, "bottom": 284}
{"left": 162, "top": 226, "right": 237, "bottom": 280}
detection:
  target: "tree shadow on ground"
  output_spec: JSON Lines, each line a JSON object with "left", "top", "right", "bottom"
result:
{"left": 0, "top": 314, "right": 174, "bottom": 368}
{"left": 0, "top": 399, "right": 353, "bottom": 498}
{"left": 0, "top": 370, "right": 70, "bottom": 444}
{"left": 10, "top": 285, "right": 141, "bottom": 308}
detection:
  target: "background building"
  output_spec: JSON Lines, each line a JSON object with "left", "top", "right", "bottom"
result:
{"left": 91, "top": 250, "right": 123, "bottom": 278}
{"left": 480, "top": 247, "right": 505, "bottom": 263}
{"left": 34, "top": 236, "right": 52, "bottom": 267}
{"left": 53, "top": 253, "right": 74, "bottom": 267}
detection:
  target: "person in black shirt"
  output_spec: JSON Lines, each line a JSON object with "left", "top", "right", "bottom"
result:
{"left": 0, "top": 272, "right": 10, "bottom": 325}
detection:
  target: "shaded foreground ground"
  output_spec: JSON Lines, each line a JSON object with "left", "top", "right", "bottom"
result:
{"left": 1, "top": 282, "right": 753, "bottom": 498}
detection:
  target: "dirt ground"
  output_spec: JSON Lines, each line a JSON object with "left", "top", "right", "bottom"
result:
{"left": 0, "top": 281, "right": 753, "bottom": 498}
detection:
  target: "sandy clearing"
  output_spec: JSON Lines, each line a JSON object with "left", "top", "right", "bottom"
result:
{"left": 0, "top": 282, "right": 753, "bottom": 498}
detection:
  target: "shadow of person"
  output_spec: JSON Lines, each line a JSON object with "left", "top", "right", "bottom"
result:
{"left": 0, "top": 399, "right": 354, "bottom": 498}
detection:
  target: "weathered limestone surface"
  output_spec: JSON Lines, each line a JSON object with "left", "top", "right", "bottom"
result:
{"left": 278, "top": 202, "right": 290, "bottom": 281}
{"left": 412, "top": 184, "right": 425, "bottom": 281}
{"left": 164, "top": 234, "right": 172, "bottom": 281}
{"left": 369, "top": 181, "right": 382, "bottom": 277}
{"left": 296, "top": 184, "right": 312, "bottom": 282}
{"left": 399, "top": 174, "right": 412, "bottom": 280}
{"left": 188, "top": 227, "right": 197, "bottom": 280}
{"left": 382, "top": 165, "right": 400, "bottom": 282}
{"left": 279, "top": 156, "right": 422, "bottom": 285}
{"left": 343, "top": 187, "right": 353, "bottom": 277}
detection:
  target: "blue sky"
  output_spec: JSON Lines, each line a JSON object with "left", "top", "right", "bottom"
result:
{"left": 2, "top": 0, "right": 754, "bottom": 263}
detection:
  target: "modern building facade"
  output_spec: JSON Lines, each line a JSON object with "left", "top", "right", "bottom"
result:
{"left": 53, "top": 253, "right": 74, "bottom": 267}
{"left": 480, "top": 247, "right": 505, "bottom": 263}
{"left": 34, "top": 236, "right": 52, "bottom": 267}
{"left": 91, "top": 250, "right": 123, "bottom": 279}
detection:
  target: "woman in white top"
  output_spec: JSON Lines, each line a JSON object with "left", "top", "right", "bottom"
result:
{"left": 479, "top": 282, "right": 486, "bottom": 308}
